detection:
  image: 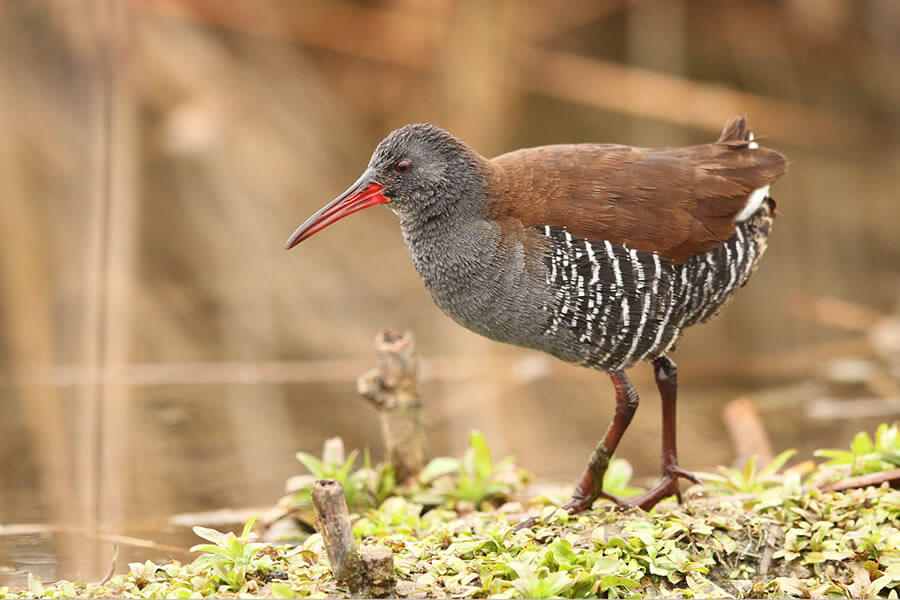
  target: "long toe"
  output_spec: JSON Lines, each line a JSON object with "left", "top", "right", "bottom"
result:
{"left": 560, "top": 494, "right": 600, "bottom": 515}
{"left": 631, "top": 476, "right": 682, "bottom": 511}
{"left": 562, "top": 487, "right": 639, "bottom": 513}
{"left": 670, "top": 465, "right": 700, "bottom": 485}
{"left": 597, "top": 490, "right": 635, "bottom": 509}
{"left": 630, "top": 466, "right": 701, "bottom": 511}
{"left": 512, "top": 515, "right": 541, "bottom": 532}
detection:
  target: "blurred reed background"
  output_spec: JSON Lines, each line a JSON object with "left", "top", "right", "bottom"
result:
{"left": 1, "top": 0, "right": 899, "bottom": 586}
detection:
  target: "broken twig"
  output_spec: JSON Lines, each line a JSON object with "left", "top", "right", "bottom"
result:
{"left": 311, "top": 479, "right": 364, "bottom": 593}
{"left": 310, "top": 478, "right": 397, "bottom": 596}
{"left": 757, "top": 524, "right": 782, "bottom": 577}
{"left": 358, "top": 329, "right": 427, "bottom": 483}
{"left": 818, "top": 468, "right": 900, "bottom": 493}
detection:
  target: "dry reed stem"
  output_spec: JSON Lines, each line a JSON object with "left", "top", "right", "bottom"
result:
{"left": 723, "top": 396, "right": 774, "bottom": 465}
{"left": 133, "top": 0, "right": 876, "bottom": 148}
{"left": 98, "top": 0, "right": 139, "bottom": 529}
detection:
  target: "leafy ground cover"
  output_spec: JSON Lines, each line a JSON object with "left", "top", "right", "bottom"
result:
{"left": 3, "top": 426, "right": 899, "bottom": 599}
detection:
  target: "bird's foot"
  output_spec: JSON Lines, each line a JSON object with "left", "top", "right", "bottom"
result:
{"left": 511, "top": 493, "right": 594, "bottom": 532}
{"left": 629, "top": 465, "right": 700, "bottom": 510}
{"left": 512, "top": 489, "right": 635, "bottom": 531}
{"left": 513, "top": 466, "right": 700, "bottom": 530}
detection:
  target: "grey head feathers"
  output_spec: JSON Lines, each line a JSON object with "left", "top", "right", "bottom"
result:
{"left": 367, "top": 124, "right": 489, "bottom": 223}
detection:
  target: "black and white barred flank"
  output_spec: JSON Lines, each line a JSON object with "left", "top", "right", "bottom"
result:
{"left": 537, "top": 200, "right": 774, "bottom": 373}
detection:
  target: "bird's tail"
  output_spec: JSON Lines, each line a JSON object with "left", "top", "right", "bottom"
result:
{"left": 718, "top": 115, "right": 776, "bottom": 222}
{"left": 717, "top": 114, "right": 753, "bottom": 144}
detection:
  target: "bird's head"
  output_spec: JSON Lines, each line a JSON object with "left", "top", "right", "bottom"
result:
{"left": 285, "top": 123, "right": 483, "bottom": 249}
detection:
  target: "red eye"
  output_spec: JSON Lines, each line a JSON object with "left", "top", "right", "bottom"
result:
{"left": 395, "top": 160, "right": 411, "bottom": 173}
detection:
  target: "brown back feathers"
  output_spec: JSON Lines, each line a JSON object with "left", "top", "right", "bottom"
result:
{"left": 486, "top": 116, "right": 787, "bottom": 264}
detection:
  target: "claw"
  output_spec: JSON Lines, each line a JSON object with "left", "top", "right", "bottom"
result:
{"left": 511, "top": 515, "right": 541, "bottom": 532}
{"left": 513, "top": 486, "right": 642, "bottom": 532}
{"left": 559, "top": 495, "right": 595, "bottom": 514}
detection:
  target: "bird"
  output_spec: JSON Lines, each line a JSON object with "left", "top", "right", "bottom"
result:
{"left": 285, "top": 115, "right": 787, "bottom": 521}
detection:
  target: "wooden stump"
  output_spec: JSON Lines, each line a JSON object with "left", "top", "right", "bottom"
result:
{"left": 311, "top": 479, "right": 396, "bottom": 597}
{"left": 360, "top": 546, "right": 396, "bottom": 598}
{"left": 357, "top": 329, "right": 427, "bottom": 483}
{"left": 311, "top": 479, "right": 364, "bottom": 594}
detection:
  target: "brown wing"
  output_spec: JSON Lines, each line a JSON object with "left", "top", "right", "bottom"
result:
{"left": 485, "top": 116, "right": 788, "bottom": 264}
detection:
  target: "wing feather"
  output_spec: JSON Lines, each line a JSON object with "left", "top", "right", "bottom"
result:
{"left": 486, "top": 116, "right": 787, "bottom": 264}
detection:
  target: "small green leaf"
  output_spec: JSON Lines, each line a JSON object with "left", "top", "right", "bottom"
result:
{"left": 882, "top": 449, "right": 900, "bottom": 466}
{"left": 191, "top": 526, "right": 229, "bottom": 547}
{"left": 337, "top": 450, "right": 360, "bottom": 482}
{"left": 547, "top": 538, "right": 577, "bottom": 565}
{"left": 870, "top": 562, "right": 900, "bottom": 595}
{"left": 507, "top": 560, "right": 537, "bottom": 582}
{"left": 759, "top": 449, "right": 797, "bottom": 480}
{"left": 804, "top": 551, "right": 827, "bottom": 564}
{"left": 851, "top": 431, "right": 875, "bottom": 455}
{"left": 598, "top": 575, "right": 641, "bottom": 589}
{"left": 713, "top": 532, "right": 737, "bottom": 554}
{"left": 27, "top": 573, "right": 44, "bottom": 596}
{"left": 270, "top": 582, "right": 296, "bottom": 599}
{"left": 240, "top": 516, "right": 258, "bottom": 540}
{"left": 295, "top": 452, "right": 325, "bottom": 477}
{"left": 172, "top": 586, "right": 194, "bottom": 599}
{"left": 603, "top": 458, "right": 642, "bottom": 497}
{"left": 742, "top": 456, "right": 757, "bottom": 487}
{"left": 469, "top": 431, "right": 494, "bottom": 480}
{"left": 227, "top": 535, "right": 243, "bottom": 558}
{"left": 419, "top": 457, "right": 460, "bottom": 483}
{"left": 189, "top": 543, "right": 227, "bottom": 555}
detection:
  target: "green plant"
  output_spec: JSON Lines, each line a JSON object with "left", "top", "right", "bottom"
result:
{"left": 815, "top": 423, "right": 900, "bottom": 476}
{"left": 699, "top": 448, "right": 797, "bottom": 494}
{"left": 416, "top": 430, "right": 522, "bottom": 506}
{"left": 9, "top": 427, "right": 900, "bottom": 600}
{"left": 506, "top": 561, "right": 573, "bottom": 599}
{"left": 289, "top": 438, "right": 396, "bottom": 513}
{"left": 190, "top": 517, "right": 270, "bottom": 591}
{"left": 293, "top": 439, "right": 369, "bottom": 511}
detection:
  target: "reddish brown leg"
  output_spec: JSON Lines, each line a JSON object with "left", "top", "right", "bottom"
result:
{"left": 561, "top": 371, "right": 640, "bottom": 512}
{"left": 628, "top": 356, "right": 699, "bottom": 510}
{"left": 514, "top": 371, "right": 638, "bottom": 530}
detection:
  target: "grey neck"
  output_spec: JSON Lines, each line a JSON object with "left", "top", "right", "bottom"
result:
{"left": 397, "top": 190, "right": 489, "bottom": 298}
{"left": 393, "top": 157, "right": 490, "bottom": 288}
{"left": 395, "top": 185, "right": 553, "bottom": 350}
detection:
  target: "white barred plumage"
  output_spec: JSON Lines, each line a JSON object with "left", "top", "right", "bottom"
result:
{"left": 539, "top": 200, "right": 774, "bottom": 372}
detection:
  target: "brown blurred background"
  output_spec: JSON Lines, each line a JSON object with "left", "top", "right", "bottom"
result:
{"left": 1, "top": 0, "right": 899, "bottom": 587}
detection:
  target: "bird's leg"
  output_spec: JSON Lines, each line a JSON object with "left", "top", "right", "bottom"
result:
{"left": 513, "top": 371, "right": 638, "bottom": 530}
{"left": 628, "top": 356, "right": 700, "bottom": 510}
{"left": 559, "top": 371, "right": 640, "bottom": 513}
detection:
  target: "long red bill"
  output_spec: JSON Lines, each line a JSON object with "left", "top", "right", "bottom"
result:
{"left": 285, "top": 171, "right": 388, "bottom": 249}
